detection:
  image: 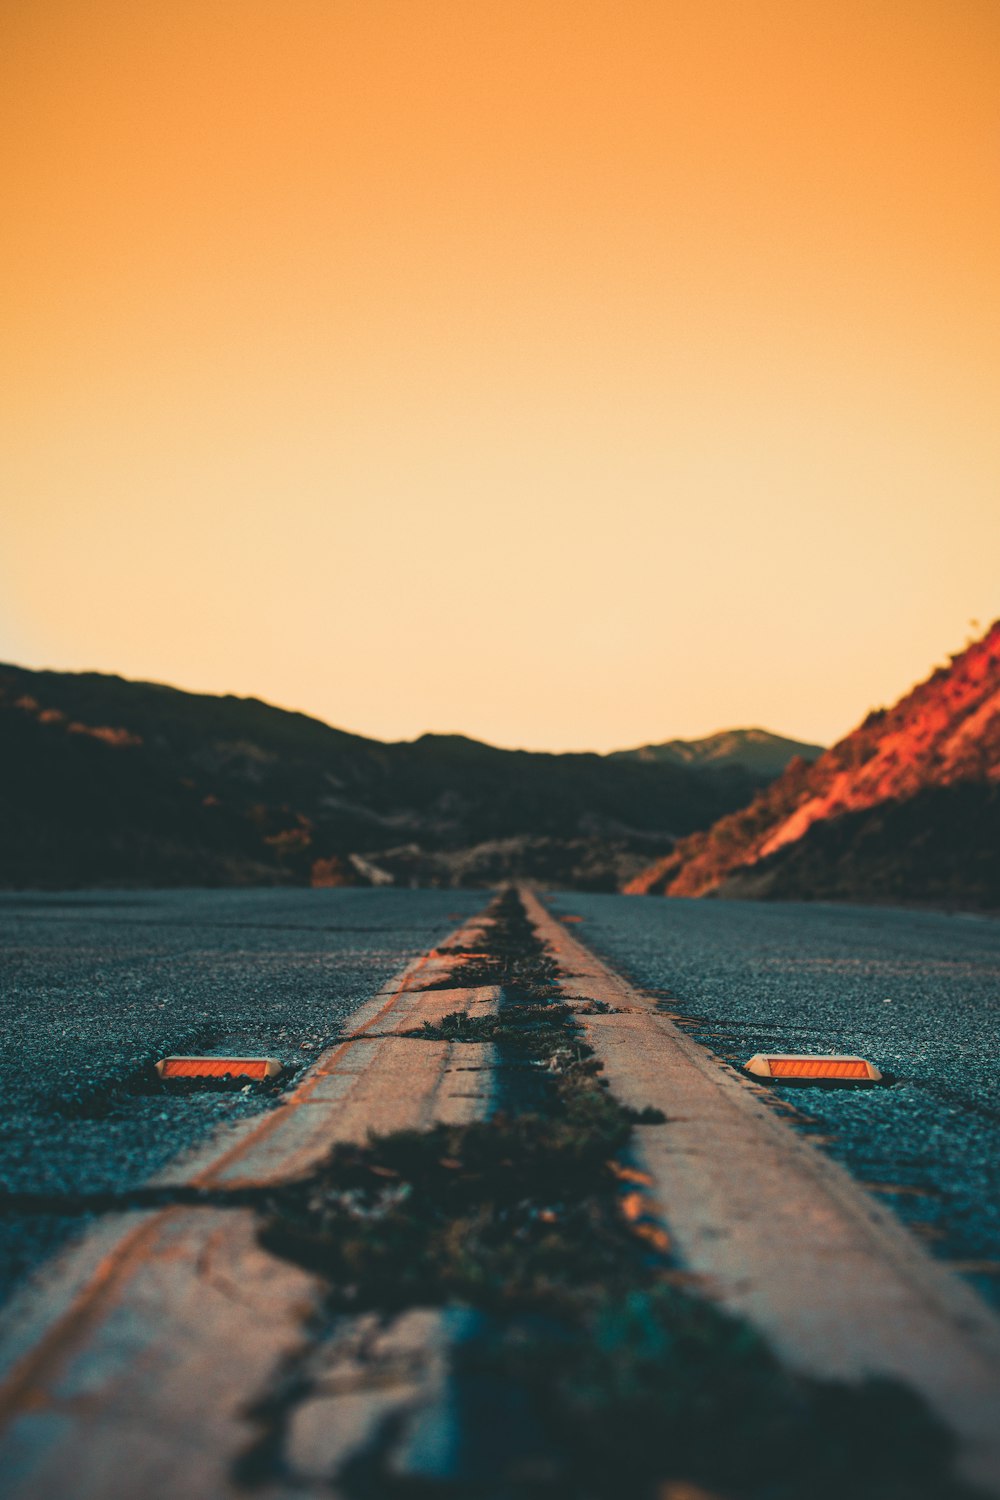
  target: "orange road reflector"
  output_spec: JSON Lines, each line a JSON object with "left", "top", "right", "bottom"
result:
{"left": 155, "top": 1056, "right": 283, "bottom": 1080}
{"left": 745, "top": 1053, "right": 882, "bottom": 1083}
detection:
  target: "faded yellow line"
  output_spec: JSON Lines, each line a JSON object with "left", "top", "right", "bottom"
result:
{"left": 0, "top": 902, "right": 494, "bottom": 1430}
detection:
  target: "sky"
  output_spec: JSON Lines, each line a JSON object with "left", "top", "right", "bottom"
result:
{"left": 3, "top": 0, "right": 998, "bottom": 753}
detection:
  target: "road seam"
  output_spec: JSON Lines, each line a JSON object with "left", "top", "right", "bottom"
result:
{"left": 5, "top": 886, "right": 999, "bottom": 1496}
{"left": 0, "top": 904, "right": 498, "bottom": 1498}
{"left": 521, "top": 886, "right": 1000, "bottom": 1495}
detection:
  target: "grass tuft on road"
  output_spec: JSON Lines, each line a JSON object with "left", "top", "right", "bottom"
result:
{"left": 253, "top": 890, "right": 979, "bottom": 1500}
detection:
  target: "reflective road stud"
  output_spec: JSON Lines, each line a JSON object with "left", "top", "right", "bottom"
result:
{"left": 155, "top": 1056, "right": 283, "bottom": 1080}
{"left": 744, "top": 1053, "right": 882, "bottom": 1083}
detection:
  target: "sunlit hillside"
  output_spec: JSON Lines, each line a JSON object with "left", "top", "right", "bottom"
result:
{"left": 627, "top": 622, "right": 1000, "bottom": 908}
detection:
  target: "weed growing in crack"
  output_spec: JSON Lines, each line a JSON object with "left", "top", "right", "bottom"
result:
{"left": 249, "top": 889, "right": 978, "bottom": 1500}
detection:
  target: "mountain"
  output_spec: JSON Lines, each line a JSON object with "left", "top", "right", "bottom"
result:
{"left": 611, "top": 728, "right": 823, "bottom": 779}
{"left": 0, "top": 665, "right": 771, "bottom": 891}
{"left": 715, "top": 784, "right": 1000, "bottom": 909}
{"left": 625, "top": 622, "right": 1000, "bottom": 908}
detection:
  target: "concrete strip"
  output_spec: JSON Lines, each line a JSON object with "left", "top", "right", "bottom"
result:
{"left": 354, "top": 984, "right": 502, "bottom": 1036}
{"left": 280, "top": 1305, "right": 482, "bottom": 1496}
{"left": 436, "top": 1043, "right": 498, "bottom": 1126}
{"left": 209, "top": 1037, "right": 453, "bottom": 1186}
{"left": 0, "top": 901, "right": 499, "bottom": 1499}
{"left": 0, "top": 1210, "right": 316, "bottom": 1500}
{"left": 209, "top": 995, "right": 502, "bottom": 1182}
{"left": 151, "top": 994, "right": 501, "bottom": 1189}
{"left": 521, "top": 887, "right": 1000, "bottom": 1495}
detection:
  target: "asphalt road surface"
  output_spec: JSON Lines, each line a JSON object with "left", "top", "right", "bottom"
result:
{"left": 549, "top": 891, "right": 1000, "bottom": 1308}
{"left": 3, "top": 887, "right": 999, "bottom": 1316}
{"left": 0, "top": 887, "right": 486, "bottom": 1304}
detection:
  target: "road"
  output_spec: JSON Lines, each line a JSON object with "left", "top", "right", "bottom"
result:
{"left": 1, "top": 884, "right": 999, "bottom": 1498}
{"left": 548, "top": 891, "right": 1000, "bottom": 1306}
{"left": 0, "top": 887, "right": 486, "bottom": 1304}
{"left": 3, "top": 886, "right": 999, "bottom": 1317}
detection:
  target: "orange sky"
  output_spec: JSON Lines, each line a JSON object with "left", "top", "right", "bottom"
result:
{"left": 3, "top": 0, "right": 998, "bottom": 751}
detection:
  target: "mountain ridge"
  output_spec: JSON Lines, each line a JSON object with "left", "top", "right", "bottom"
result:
{"left": 625, "top": 622, "right": 1000, "bottom": 904}
{"left": 0, "top": 662, "right": 800, "bottom": 891}
{"left": 611, "top": 727, "right": 823, "bottom": 778}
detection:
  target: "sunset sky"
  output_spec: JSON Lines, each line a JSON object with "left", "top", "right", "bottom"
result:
{"left": 3, "top": 0, "right": 998, "bottom": 752}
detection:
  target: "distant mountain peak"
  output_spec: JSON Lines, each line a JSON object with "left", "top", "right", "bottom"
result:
{"left": 611, "top": 727, "right": 824, "bottom": 780}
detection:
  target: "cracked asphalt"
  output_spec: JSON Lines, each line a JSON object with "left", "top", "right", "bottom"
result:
{"left": 4, "top": 886, "right": 998, "bottom": 1319}
{"left": 548, "top": 891, "right": 1000, "bottom": 1309}
{"left": 0, "top": 887, "right": 487, "bottom": 1304}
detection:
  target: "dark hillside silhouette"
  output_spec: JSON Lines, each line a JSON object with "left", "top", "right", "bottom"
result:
{"left": 0, "top": 665, "right": 780, "bottom": 890}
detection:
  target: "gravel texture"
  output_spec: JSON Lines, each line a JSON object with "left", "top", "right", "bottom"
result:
{"left": 548, "top": 892, "right": 1000, "bottom": 1308}
{"left": 0, "top": 887, "right": 486, "bottom": 1302}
